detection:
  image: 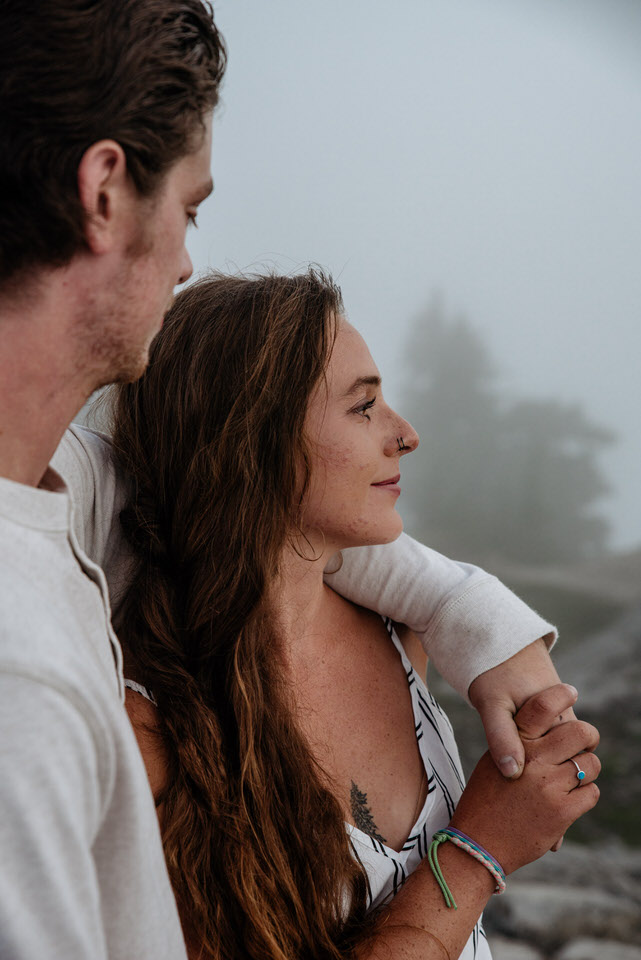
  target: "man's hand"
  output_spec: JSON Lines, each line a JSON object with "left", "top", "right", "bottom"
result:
{"left": 468, "top": 637, "right": 577, "bottom": 779}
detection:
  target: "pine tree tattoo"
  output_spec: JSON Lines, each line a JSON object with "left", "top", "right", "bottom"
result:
{"left": 350, "top": 780, "right": 387, "bottom": 844}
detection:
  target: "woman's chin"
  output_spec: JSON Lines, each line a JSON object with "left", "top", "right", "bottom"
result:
{"left": 347, "top": 516, "right": 404, "bottom": 549}
{"left": 377, "top": 520, "right": 404, "bottom": 545}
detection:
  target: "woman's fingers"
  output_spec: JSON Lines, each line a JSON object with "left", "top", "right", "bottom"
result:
{"left": 566, "top": 752, "right": 601, "bottom": 791}
{"left": 566, "top": 780, "right": 601, "bottom": 822}
{"left": 551, "top": 748, "right": 601, "bottom": 852}
{"left": 527, "top": 718, "right": 600, "bottom": 764}
{"left": 515, "top": 683, "right": 578, "bottom": 740}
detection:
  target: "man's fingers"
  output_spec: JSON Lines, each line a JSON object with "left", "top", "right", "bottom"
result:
{"left": 515, "top": 683, "right": 578, "bottom": 740}
{"left": 478, "top": 701, "right": 526, "bottom": 779}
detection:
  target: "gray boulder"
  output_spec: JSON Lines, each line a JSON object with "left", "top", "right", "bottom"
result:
{"left": 556, "top": 939, "right": 641, "bottom": 960}
{"left": 485, "top": 882, "right": 641, "bottom": 951}
{"left": 553, "top": 603, "right": 641, "bottom": 711}
{"left": 512, "top": 840, "right": 641, "bottom": 898}
{"left": 488, "top": 936, "right": 544, "bottom": 960}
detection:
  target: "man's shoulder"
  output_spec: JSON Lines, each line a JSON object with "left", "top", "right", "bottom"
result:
{"left": 0, "top": 548, "right": 118, "bottom": 713}
{"left": 52, "top": 422, "right": 115, "bottom": 493}
{"left": 52, "top": 423, "right": 130, "bottom": 565}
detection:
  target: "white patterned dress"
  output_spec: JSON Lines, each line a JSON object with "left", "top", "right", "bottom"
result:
{"left": 124, "top": 618, "right": 492, "bottom": 959}
{"left": 346, "top": 618, "right": 492, "bottom": 959}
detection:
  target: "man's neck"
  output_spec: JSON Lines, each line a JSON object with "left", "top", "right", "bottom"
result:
{"left": 0, "top": 279, "right": 93, "bottom": 487}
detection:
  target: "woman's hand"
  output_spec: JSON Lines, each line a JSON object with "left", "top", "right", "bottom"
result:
{"left": 450, "top": 684, "right": 600, "bottom": 875}
{"left": 358, "top": 684, "right": 599, "bottom": 960}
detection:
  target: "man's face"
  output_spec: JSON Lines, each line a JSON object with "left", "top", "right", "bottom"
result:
{"left": 87, "top": 113, "right": 214, "bottom": 386}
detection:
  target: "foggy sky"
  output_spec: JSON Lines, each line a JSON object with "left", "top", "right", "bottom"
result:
{"left": 186, "top": 0, "right": 641, "bottom": 551}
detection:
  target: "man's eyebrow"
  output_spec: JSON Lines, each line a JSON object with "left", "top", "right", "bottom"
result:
{"left": 192, "top": 177, "right": 214, "bottom": 203}
{"left": 342, "top": 375, "right": 381, "bottom": 398}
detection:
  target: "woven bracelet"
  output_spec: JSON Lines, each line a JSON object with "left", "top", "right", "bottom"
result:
{"left": 428, "top": 829, "right": 506, "bottom": 910}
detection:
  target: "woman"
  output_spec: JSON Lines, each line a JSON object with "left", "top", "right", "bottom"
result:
{"left": 110, "top": 269, "right": 599, "bottom": 959}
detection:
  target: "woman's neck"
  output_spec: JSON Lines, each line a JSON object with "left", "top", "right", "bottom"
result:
{"left": 271, "top": 539, "right": 339, "bottom": 651}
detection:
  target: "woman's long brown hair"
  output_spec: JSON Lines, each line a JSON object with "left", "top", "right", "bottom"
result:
{"left": 111, "top": 270, "right": 373, "bottom": 958}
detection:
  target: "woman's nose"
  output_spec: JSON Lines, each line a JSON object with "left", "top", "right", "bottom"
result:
{"left": 386, "top": 417, "right": 419, "bottom": 457}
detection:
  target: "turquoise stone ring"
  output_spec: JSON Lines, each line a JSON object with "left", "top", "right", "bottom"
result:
{"left": 571, "top": 759, "right": 586, "bottom": 783}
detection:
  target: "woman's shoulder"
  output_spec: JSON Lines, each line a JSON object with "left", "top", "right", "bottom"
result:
{"left": 327, "top": 587, "right": 429, "bottom": 677}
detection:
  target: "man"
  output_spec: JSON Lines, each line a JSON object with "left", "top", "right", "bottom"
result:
{"left": 0, "top": 2, "right": 225, "bottom": 957}
{"left": 0, "top": 1, "right": 577, "bottom": 957}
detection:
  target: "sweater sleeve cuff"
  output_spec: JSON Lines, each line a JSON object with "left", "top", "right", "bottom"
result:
{"left": 421, "top": 575, "right": 557, "bottom": 701}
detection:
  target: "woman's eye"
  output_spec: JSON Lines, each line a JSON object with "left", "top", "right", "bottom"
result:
{"left": 355, "top": 398, "right": 376, "bottom": 420}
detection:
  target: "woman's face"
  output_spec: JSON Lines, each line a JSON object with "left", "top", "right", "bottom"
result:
{"left": 301, "top": 318, "right": 418, "bottom": 553}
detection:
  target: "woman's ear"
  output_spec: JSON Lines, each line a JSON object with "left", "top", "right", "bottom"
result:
{"left": 76, "top": 139, "right": 132, "bottom": 255}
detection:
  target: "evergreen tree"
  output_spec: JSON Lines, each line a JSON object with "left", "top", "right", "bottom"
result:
{"left": 401, "top": 296, "right": 614, "bottom": 564}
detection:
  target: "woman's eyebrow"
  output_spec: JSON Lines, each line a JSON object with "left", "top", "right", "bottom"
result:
{"left": 341, "top": 375, "right": 381, "bottom": 399}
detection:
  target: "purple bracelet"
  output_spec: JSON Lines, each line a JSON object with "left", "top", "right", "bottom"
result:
{"left": 445, "top": 828, "right": 505, "bottom": 875}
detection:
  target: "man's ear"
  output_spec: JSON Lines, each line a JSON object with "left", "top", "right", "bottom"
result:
{"left": 77, "top": 140, "right": 132, "bottom": 255}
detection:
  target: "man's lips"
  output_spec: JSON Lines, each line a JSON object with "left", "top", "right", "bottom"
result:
{"left": 371, "top": 474, "right": 401, "bottom": 486}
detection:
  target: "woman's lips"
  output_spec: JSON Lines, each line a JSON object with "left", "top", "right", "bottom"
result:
{"left": 371, "top": 474, "right": 401, "bottom": 494}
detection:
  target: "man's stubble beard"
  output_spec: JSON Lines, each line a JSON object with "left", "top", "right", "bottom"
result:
{"left": 72, "top": 287, "right": 156, "bottom": 392}
{"left": 73, "top": 218, "right": 170, "bottom": 391}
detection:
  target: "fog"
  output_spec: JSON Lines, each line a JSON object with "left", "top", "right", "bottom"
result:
{"left": 186, "top": 0, "right": 641, "bottom": 551}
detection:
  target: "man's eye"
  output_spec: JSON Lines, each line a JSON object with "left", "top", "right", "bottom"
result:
{"left": 355, "top": 398, "right": 376, "bottom": 420}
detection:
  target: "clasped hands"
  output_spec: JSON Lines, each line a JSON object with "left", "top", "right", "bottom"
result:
{"left": 466, "top": 635, "right": 600, "bottom": 857}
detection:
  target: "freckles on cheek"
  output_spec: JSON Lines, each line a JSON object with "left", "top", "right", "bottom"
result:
{"left": 317, "top": 440, "right": 351, "bottom": 465}
{"left": 306, "top": 446, "right": 341, "bottom": 510}
{"left": 318, "top": 444, "right": 369, "bottom": 491}
{"left": 317, "top": 437, "right": 370, "bottom": 471}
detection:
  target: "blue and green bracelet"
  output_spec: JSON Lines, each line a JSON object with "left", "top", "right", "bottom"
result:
{"left": 428, "top": 828, "right": 506, "bottom": 910}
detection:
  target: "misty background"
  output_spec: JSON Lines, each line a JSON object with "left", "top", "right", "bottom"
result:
{"left": 191, "top": 0, "right": 641, "bottom": 557}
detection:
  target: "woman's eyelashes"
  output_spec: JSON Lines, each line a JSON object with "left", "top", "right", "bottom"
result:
{"left": 353, "top": 397, "right": 377, "bottom": 421}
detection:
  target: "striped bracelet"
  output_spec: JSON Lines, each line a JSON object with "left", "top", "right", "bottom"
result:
{"left": 428, "top": 829, "right": 506, "bottom": 910}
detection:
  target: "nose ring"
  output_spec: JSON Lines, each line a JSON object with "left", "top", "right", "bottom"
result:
{"left": 397, "top": 437, "right": 408, "bottom": 451}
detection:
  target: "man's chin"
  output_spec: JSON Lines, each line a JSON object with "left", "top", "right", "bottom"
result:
{"left": 94, "top": 345, "right": 152, "bottom": 389}
{"left": 114, "top": 351, "right": 151, "bottom": 385}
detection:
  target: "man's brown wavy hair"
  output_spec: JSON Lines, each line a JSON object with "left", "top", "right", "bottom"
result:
{"left": 0, "top": 0, "right": 226, "bottom": 286}
{"left": 111, "top": 270, "right": 374, "bottom": 959}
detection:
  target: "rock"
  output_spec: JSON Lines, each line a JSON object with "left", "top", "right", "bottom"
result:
{"left": 556, "top": 939, "right": 641, "bottom": 960}
{"left": 484, "top": 882, "right": 641, "bottom": 952}
{"left": 512, "top": 840, "right": 641, "bottom": 899}
{"left": 487, "top": 936, "right": 544, "bottom": 959}
{"left": 553, "top": 604, "right": 641, "bottom": 711}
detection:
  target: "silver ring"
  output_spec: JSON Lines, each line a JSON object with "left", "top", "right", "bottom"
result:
{"left": 571, "top": 759, "right": 586, "bottom": 784}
